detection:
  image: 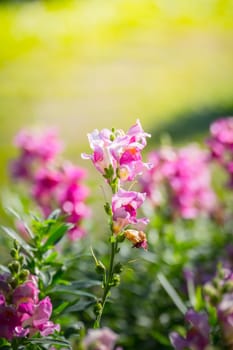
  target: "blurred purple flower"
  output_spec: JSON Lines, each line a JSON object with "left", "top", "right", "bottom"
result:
{"left": 170, "top": 309, "right": 210, "bottom": 350}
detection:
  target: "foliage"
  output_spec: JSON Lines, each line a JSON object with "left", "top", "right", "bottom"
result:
{"left": 2, "top": 117, "right": 233, "bottom": 350}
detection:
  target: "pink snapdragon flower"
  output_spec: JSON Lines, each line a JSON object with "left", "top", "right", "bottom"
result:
{"left": 112, "top": 189, "right": 148, "bottom": 232}
{"left": 0, "top": 274, "right": 59, "bottom": 340}
{"left": 10, "top": 129, "right": 63, "bottom": 181}
{"left": 207, "top": 117, "right": 233, "bottom": 187}
{"left": 10, "top": 129, "right": 90, "bottom": 241}
{"left": 13, "top": 280, "right": 39, "bottom": 306}
{"left": 82, "top": 120, "right": 151, "bottom": 184}
{"left": 31, "top": 164, "right": 90, "bottom": 240}
{"left": 140, "top": 144, "right": 216, "bottom": 219}
{"left": 56, "top": 163, "right": 91, "bottom": 240}
{"left": 112, "top": 189, "right": 148, "bottom": 249}
{"left": 83, "top": 327, "right": 123, "bottom": 350}
{"left": 20, "top": 296, "right": 60, "bottom": 337}
{"left": 170, "top": 309, "right": 210, "bottom": 350}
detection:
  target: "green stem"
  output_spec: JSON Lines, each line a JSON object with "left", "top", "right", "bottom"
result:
{"left": 94, "top": 240, "right": 117, "bottom": 328}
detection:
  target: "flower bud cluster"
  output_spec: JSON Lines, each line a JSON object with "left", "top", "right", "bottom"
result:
{"left": 204, "top": 267, "right": 233, "bottom": 347}
{"left": 171, "top": 267, "right": 233, "bottom": 350}
{"left": 10, "top": 129, "right": 90, "bottom": 241}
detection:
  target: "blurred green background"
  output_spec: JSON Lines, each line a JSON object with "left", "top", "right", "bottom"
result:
{"left": 1, "top": 0, "right": 233, "bottom": 185}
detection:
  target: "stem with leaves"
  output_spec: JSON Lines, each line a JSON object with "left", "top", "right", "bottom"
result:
{"left": 93, "top": 176, "right": 123, "bottom": 328}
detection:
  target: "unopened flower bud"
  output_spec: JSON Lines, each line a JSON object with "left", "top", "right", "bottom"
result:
{"left": 10, "top": 248, "right": 18, "bottom": 259}
{"left": 95, "top": 261, "right": 106, "bottom": 275}
{"left": 223, "top": 280, "right": 233, "bottom": 293}
{"left": 116, "top": 233, "right": 125, "bottom": 243}
{"left": 18, "top": 269, "right": 30, "bottom": 282}
{"left": 112, "top": 274, "right": 120, "bottom": 287}
{"left": 203, "top": 284, "right": 219, "bottom": 304}
{"left": 8, "top": 261, "right": 20, "bottom": 274}
{"left": 212, "top": 277, "right": 220, "bottom": 289}
{"left": 13, "top": 240, "right": 19, "bottom": 250}
{"left": 114, "top": 262, "right": 123, "bottom": 274}
{"left": 18, "top": 256, "right": 24, "bottom": 265}
{"left": 11, "top": 277, "right": 18, "bottom": 289}
{"left": 94, "top": 302, "right": 103, "bottom": 316}
{"left": 104, "top": 202, "right": 112, "bottom": 216}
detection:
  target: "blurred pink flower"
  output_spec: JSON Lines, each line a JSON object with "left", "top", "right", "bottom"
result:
{"left": 14, "top": 128, "right": 63, "bottom": 163}
{"left": 207, "top": 117, "right": 233, "bottom": 187}
{"left": 10, "top": 129, "right": 90, "bottom": 241}
{"left": 83, "top": 327, "right": 122, "bottom": 350}
{"left": 140, "top": 144, "right": 216, "bottom": 219}
{"left": 10, "top": 129, "right": 63, "bottom": 181}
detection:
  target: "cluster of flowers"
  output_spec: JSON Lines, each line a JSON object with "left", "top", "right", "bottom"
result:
{"left": 171, "top": 266, "right": 233, "bottom": 350}
{"left": 82, "top": 119, "right": 150, "bottom": 249}
{"left": 207, "top": 117, "right": 233, "bottom": 187}
{"left": 0, "top": 273, "right": 59, "bottom": 340}
{"left": 10, "top": 129, "right": 90, "bottom": 240}
{"left": 140, "top": 144, "right": 216, "bottom": 219}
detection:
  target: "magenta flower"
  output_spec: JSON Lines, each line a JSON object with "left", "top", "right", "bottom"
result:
{"left": 56, "top": 163, "right": 90, "bottom": 240}
{"left": 111, "top": 189, "right": 149, "bottom": 249}
{"left": 31, "top": 168, "right": 62, "bottom": 216}
{"left": 170, "top": 309, "right": 210, "bottom": 350}
{"left": 140, "top": 144, "right": 216, "bottom": 219}
{"left": 14, "top": 128, "right": 63, "bottom": 163}
{"left": 10, "top": 129, "right": 63, "bottom": 181}
{"left": 13, "top": 281, "right": 39, "bottom": 306}
{"left": 10, "top": 129, "right": 91, "bottom": 241}
{"left": 0, "top": 274, "right": 59, "bottom": 340}
{"left": 82, "top": 128, "right": 118, "bottom": 176}
{"left": 83, "top": 327, "right": 120, "bottom": 350}
{"left": 207, "top": 117, "right": 233, "bottom": 187}
{"left": 0, "top": 305, "right": 22, "bottom": 340}
{"left": 112, "top": 189, "right": 148, "bottom": 233}
{"left": 82, "top": 120, "right": 151, "bottom": 184}
{"left": 21, "top": 297, "right": 60, "bottom": 337}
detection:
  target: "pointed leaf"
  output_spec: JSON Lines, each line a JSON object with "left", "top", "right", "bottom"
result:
{"left": 1, "top": 226, "right": 33, "bottom": 256}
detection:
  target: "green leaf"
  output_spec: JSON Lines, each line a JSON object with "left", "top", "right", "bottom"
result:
{"left": 4, "top": 207, "right": 34, "bottom": 239}
{"left": 42, "top": 224, "right": 69, "bottom": 252}
{"left": 24, "top": 337, "right": 71, "bottom": 349}
{"left": 53, "top": 300, "right": 70, "bottom": 316}
{"left": 65, "top": 299, "right": 95, "bottom": 313}
{"left": 50, "top": 286, "right": 97, "bottom": 299}
{"left": 152, "top": 331, "right": 171, "bottom": 345}
{"left": 70, "top": 280, "right": 102, "bottom": 289}
{"left": 1, "top": 226, "right": 33, "bottom": 256}
{"left": 47, "top": 209, "right": 62, "bottom": 220}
